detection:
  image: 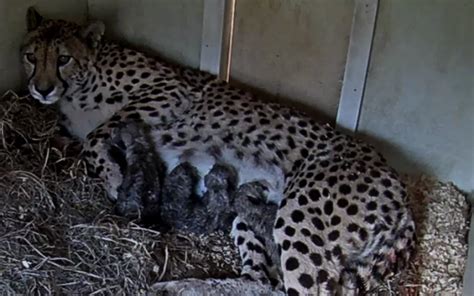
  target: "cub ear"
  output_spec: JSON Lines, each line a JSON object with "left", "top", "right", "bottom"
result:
{"left": 80, "top": 21, "right": 105, "bottom": 49}
{"left": 26, "top": 7, "right": 43, "bottom": 31}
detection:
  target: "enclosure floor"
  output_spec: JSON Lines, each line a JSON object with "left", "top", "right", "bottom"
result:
{"left": 463, "top": 211, "right": 474, "bottom": 296}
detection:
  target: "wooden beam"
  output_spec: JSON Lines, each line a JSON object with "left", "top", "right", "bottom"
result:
{"left": 336, "top": 0, "right": 378, "bottom": 132}
{"left": 200, "top": 0, "right": 235, "bottom": 81}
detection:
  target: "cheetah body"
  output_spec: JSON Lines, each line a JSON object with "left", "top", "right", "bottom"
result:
{"left": 21, "top": 10, "right": 415, "bottom": 295}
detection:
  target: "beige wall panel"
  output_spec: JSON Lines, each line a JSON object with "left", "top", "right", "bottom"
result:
{"left": 230, "top": 0, "right": 354, "bottom": 121}
{"left": 358, "top": 0, "right": 474, "bottom": 193}
{"left": 88, "top": 0, "right": 204, "bottom": 69}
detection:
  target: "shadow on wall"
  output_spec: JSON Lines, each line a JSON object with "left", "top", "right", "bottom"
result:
{"left": 110, "top": 36, "right": 185, "bottom": 69}
{"left": 361, "top": 132, "right": 474, "bottom": 202}
{"left": 230, "top": 78, "right": 336, "bottom": 126}
{"left": 336, "top": 125, "right": 426, "bottom": 181}
{"left": 359, "top": 131, "right": 429, "bottom": 179}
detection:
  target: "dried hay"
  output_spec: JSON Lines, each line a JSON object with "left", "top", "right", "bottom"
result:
{"left": 0, "top": 92, "right": 239, "bottom": 295}
{"left": 0, "top": 91, "right": 470, "bottom": 295}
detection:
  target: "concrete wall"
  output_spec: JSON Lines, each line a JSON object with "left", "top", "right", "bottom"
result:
{"left": 88, "top": 0, "right": 204, "bottom": 69}
{"left": 357, "top": 0, "right": 474, "bottom": 194}
{"left": 0, "top": 0, "right": 88, "bottom": 93}
{"left": 230, "top": 0, "right": 354, "bottom": 122}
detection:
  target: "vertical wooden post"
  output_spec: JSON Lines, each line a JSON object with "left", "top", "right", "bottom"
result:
{"left": 336, "top": 0, "right": 378, "bottom": 132}
{"left": 200, "top": 0, "right": 236, "bottom": 81}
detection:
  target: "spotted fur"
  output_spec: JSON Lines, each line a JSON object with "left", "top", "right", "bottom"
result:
{"left": 21, "top": 8, "right": 415, "bottom": 295}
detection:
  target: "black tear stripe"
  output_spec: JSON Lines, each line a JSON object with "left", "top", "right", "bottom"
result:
{"left": 56, "top": 65, "right": 69, "bottom": 96}
{"left": 27, "top": 61, "right": 37, "bottom": 86}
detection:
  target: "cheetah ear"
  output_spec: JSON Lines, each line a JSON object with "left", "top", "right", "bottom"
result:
{"left": 80, "top": 21, "right": 105, "bottom": 49}
{"left": 26, "top": 7, "right": 43, "bottom": 31}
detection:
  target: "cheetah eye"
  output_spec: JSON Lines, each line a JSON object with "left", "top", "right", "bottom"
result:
{"left": 58, "top": 55, "right": 71, "bottom": 66}
{"left": 25, "top": 53, "right": 36, "bottom": 64}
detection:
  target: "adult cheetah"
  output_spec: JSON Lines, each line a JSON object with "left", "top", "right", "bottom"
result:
{"left": 20, "top": 8, "right": 415, "bottom": 295}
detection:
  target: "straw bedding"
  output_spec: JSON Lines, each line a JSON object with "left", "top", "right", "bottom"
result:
{"left": 0, "top": 92, "right": 470, "bottom": 295}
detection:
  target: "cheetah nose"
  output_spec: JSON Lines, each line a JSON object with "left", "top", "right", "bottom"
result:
{"left": 35, "top": 85, "right": 55, "bottom": 98}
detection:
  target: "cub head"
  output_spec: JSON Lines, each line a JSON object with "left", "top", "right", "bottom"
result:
{"left": 20, "top": 7, "right": 105, "bottom": 104}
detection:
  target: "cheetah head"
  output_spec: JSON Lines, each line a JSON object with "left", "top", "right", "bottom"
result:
{"left": 20, "top": 7, "right": 104, "bottom": 104}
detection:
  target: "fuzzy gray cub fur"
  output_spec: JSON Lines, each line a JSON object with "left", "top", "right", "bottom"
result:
{"left": 160, "top": 162, "right": 238, "bottom": 233}
{"left": 110, "top": 123, "right": 165, "bottom": 221}
{"left": 111, "top": 124, "right": 285, "bottom": 290}
{"left": 110, "top": 123, "right": 278, "bottom": 239}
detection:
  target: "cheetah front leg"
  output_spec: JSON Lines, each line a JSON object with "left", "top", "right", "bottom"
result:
{"left": 231, "top": 217, "right": 282, "bottom": 290}
{"left": 83, "top": 92, "right": 185, "bottom": 201}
